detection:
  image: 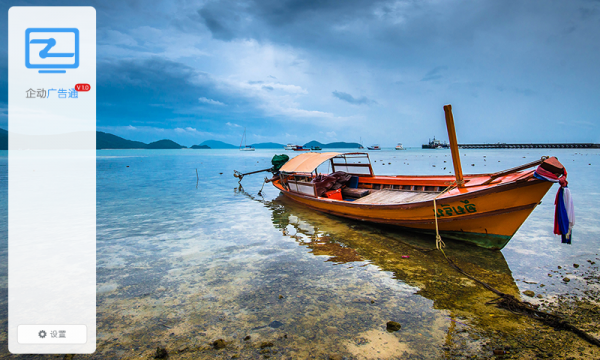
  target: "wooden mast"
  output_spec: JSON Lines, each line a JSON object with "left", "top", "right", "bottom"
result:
{"left": 443, "top": 104, "right": 465, "bottom": 188}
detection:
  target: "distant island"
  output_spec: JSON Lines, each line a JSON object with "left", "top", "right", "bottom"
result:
{"left": 0, "top": 128, "right": 365, "bottom": 150}
{"left": 0, "top": 128, "right": 7, "bottom": 150}
{"left": 303, "top": 140, "right": 362, "bottom": 149}
{"left": 97, "top": 131, "right": 190, "bottom": 149}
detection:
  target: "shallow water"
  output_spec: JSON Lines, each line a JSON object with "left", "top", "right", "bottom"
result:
{"left": 0, "top": 148, "right": 598, "bottom": 359}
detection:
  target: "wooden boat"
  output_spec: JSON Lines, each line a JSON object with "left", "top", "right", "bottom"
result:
{"left": 367, "top": 144, "right": 381, "bottom": 150}
{"left": 270, "top": 105, "right": 565, "bottom": 250}
{"left": 293, "top": 146, "right": 310, "bottom": 151}
{"left": 311, "top": 146, "right": 322, "bottom": 151}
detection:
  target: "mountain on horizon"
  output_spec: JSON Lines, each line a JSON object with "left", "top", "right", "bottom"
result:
{"left": 250, "top": 142, "right": 285, "bottom": 149}
{"left": 146, "top": 139, "right": 187, "bottom": 149}
{"left": 97, "top": 131, "right": 148, "bottom": 149}
{"left": 199, "top": 140, "right": 237, "bottom": 149}
{"left": 1, "top": 129, "right": 364, "bottom": 151}
{"left": 0, "top": 128, "right": 6, "bottom": 150}
{"left": 303, "top": 140, "right": 362, "bottom": 149}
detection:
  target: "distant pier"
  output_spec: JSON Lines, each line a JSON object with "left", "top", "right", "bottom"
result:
{"left": 457, "top": 143, "right": 600, "bottom": 149}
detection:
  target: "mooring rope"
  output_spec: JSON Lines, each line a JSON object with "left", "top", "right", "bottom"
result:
{"left": 432, "top": 181, "right": 457, "bottom": 252}
{"left": 430, "top": 184, "right": 600, "bottom": 347}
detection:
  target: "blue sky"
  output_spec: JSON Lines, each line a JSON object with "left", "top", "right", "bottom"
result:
{"left": 1, "top": 0, "right": 599, "bottom": 147}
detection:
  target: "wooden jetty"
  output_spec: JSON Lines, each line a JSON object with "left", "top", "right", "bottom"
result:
{"left": 458, "top": 143, "right": 599, "bottom": 149}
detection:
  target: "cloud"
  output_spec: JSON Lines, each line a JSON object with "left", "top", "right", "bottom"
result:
{"left": 226, "top": 122, "right": 241, "bottom": 127}
{"left": 332, "top": 90, "right": 376, "bottom": 105}
{"left": 198, "top": 97, "right": 225, "bottom": 105}
{"left": 421, "top": 66, "right": 448, "bottom": 82}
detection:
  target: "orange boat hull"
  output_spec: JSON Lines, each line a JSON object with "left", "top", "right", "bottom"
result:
{"left": 273, "top": 174, "right": 553, "bottom": 250}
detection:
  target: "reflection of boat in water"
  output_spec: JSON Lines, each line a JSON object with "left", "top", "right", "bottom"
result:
{"left": 234, "top": 185, "right": 520, "bottom": 317}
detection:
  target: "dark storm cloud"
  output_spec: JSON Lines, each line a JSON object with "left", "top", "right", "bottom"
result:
{"left": 96, "top": 57, "right": 243, "bottom": 127}
{"left": 194, "top": 0, "right": 513, "bottom": 65}
{"left": 332, "top": 91, "right": 376, "bottom": 105}
{"left": 198, "top": 6, "right": 236, "bottom": 41}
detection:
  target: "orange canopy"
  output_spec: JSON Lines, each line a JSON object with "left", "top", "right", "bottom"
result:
{"left": 279, "top": 152, "right": 341, "bottom": 174}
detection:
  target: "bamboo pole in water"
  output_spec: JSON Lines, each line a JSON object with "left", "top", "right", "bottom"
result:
{"left": 443, "top": 104, "right": 465, "bottom": 188}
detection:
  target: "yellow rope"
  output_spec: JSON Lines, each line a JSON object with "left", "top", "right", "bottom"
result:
{"left": 433, "top": 182, "right": 458, "bottom": 253}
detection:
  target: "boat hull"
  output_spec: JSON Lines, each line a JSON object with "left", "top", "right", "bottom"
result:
{"left": 273, "top": 178, "right": 552, "bottom": 250}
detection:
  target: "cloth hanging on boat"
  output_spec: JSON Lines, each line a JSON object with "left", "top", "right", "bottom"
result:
{"left": 534, "top": 157, "right": 573, "bottom": 243}
{"left": 555, "top": 188, "right": 571, "bottom": 244}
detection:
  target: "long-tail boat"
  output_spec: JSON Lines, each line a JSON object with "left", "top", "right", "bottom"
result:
{"left": 268, "top": 105, "right": 566, "bottom": 250}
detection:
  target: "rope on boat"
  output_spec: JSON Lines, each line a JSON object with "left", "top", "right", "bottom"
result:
{"left": 430, "top": 186, "right": 600, "bottom": 347}
{"left": 432, "top": 182, "right": 457, "bottom": 252}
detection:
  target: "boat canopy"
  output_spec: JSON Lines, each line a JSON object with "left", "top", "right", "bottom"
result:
{"left": 280, "top": 152, "right": 341, "bottom": 174}
{"left": 279, "top": 152, "right": 373, "bottom": 176}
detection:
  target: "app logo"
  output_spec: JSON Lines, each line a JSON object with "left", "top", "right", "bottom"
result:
{"left": 25, "top": 28, "right": 79, "bottom": 73}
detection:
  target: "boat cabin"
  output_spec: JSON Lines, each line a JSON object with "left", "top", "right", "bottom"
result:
{"left": 278, "top": 152, "right": 451, "bottom": 202}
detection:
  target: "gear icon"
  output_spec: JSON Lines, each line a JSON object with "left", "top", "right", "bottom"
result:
{"left": 38, "top": 330, "right": 47, "bottom": 339}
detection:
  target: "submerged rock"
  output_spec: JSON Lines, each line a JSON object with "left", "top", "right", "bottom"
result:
{"left": 523, "top": 290, "right": 535, "bottom": 297}
{"left": 386, "top": 321, "right": 402, "bottom": 332}
{"left": 260, "top": 341, "right": 274, "bottom": 349}
{"left": 212, "top": 339, "right": 226, "bottom": 349}
{"left": 154, "top": 346, "right": 168, "bottom": 359}
{"left": 269, "top": 320, "right": 284, "bottom": 328}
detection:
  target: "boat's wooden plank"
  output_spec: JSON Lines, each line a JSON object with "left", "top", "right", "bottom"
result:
{"left": 353, "top": 190, "right": 439, "bottom": 204}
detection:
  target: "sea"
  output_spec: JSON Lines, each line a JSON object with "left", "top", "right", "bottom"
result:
{"left": 0, "top": 148, "right": 598, "bottom": 359}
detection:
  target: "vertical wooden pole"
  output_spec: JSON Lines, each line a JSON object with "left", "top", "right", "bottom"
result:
{"left": 443, "top": 104, "right": 465, "bottom": 187}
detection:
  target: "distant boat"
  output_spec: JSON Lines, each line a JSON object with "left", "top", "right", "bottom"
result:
{"left": 239, "top": 128, "right": 255, "bottom": 151}
{"left": 367, "top": 145, "right": 381, "bottom": 150}
{"left": 422, "top": 136, "right": 449, "bottom": 149}
{"left": 395, "top": 143, "right": 405, "bottom": 150}
{"left": 284, "top": 144, "right": 298, "bottom": 150}
{"left": 311, "top": 146, "right": 322, "bottom": 151}
{"left": 293, "top": 145, "right": 310, "bottom": 151}
{"left": 358, "top": 137, "right": 364, "bottom": 149}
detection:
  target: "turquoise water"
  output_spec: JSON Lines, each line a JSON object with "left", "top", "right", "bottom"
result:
{"left": 0, "top": 148, "right": 598, "bottom": 358}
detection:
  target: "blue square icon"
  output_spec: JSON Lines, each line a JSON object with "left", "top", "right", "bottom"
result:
{"left": 25, "top": 28, "right": 79, "bottom": 74}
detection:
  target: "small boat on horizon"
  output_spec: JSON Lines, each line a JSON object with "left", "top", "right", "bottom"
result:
{"left": 358, "top": 137, "right": 364, "bottom": 149}
{"left": 422, "top": 136, "right": 449, "bottom": 149}
{"left": 311, "top": 146, "right": 322, "bottom": 151}
{"left": 395, "top": 143, "right": 405, "bottom": 150}
{"left": 293, "top": 145, "right": 311, "bottom": 151}
{"left": 239, "top": 128, "right": 255, "bottom": 151}
{"left": 367, "top": 144, "right": 381, "bottom": 150}
{"left": 284, "top": 144, "right": 298, "bottom": 150}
